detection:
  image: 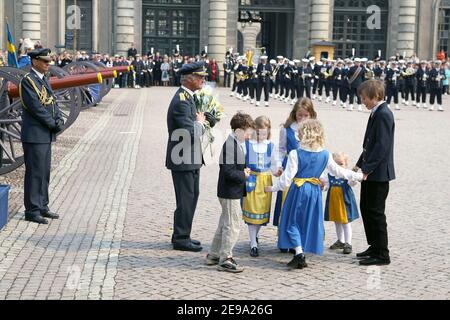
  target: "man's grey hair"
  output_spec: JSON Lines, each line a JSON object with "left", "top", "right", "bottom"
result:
{"left": 181, "top": 74, "right": 195, "bottom": 85}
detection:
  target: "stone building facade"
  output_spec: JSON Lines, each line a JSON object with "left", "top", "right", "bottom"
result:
{"left": 1, "top": 0, "right": 449, "bottom": 68}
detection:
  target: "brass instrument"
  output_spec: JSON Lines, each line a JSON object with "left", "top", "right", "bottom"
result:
{"left": 246, "top": 50, "right": 254, "bottom": 68}
{"left": 365, "top": 67, "right": 375, "bottom": 80}
{"left": 235, "top": 71, "right": 249, "bottom": 83}
{"left": 271, "top": 64, "right": 281, "bottom": 81}
{"left": 402, "top": 67, "right": 416, "bottom": 77}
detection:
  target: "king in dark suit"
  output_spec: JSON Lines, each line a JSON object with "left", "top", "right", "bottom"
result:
{"left": 19, "top": 48, "right": 65, "bottom": 224}
{"left": 356, "top": 80, "right": 395, "bottom": 266}
{"left": 166, "top": 61, "right": 212, "bottom": 252}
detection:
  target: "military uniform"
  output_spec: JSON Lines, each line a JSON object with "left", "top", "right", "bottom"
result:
{"left": 415, "top": 62, "right": 429, "bottom": 108}
{"left": 19, "top": 49, "right": 65, "bottom": 224}
{"left": 166, "top": 62, "right": 208, "bottom": 251}
{"left": 256, "top": 58, "right": 272, "bottom": 106}
{"left": 347, "top": 59, "right": 366, "bottom": 111}
{"left": 299, "top": 59, "right": 313, "bottom": 99}
{"left": 428, "top": 61, "right": 446, "bottom": 111}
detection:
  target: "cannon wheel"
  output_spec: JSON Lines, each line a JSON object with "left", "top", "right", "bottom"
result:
{"left": 21, "top": 65, "right": 82, "bottom": 129}
{"left": 63, "top": 61, "right": 108, "bottom": 109}
{"left": 0, "top": 67, "right": 27, "bottom": 175}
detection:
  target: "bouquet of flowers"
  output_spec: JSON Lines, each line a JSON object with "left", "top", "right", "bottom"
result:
{"left": 195, "top": 86, "right": 225, "bottom": 157}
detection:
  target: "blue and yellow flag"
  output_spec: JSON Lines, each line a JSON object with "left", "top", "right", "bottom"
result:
{"left": 6, "top": 22, "right": 19, "bottom": 68}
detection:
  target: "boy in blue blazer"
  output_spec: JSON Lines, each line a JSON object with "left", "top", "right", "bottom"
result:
{"left": 355, "top": 80, "right": 396, "bottom": 266}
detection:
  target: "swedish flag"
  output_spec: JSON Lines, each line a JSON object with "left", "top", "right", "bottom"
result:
{"left": 6, "top": 22, "right": 19, "bottom": 68}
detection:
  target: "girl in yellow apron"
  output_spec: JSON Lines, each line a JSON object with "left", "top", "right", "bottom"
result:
{"left": 243, "top": 116, "right": 279, "bottom": 257}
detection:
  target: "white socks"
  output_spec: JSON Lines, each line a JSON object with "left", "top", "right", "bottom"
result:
{"left": 294, "top": 246, "right": 304, "bottom": 255}
{"left": 248, "top": 225, "right": 261, "bottom": 249}
{"left": 335, "top": 223, "right": 352, "bottom": 244}
{"left": 335, "top": 223, "right": 345, "bottom": 243}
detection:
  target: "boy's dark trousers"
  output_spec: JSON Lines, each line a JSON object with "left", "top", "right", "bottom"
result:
{"left": 360, "top": 181, "right": 390, "bottom": 260}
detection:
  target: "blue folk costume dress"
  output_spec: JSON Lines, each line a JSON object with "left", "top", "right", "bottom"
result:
{"left": 324, "top": 174, "right": 359, "bottom": 224}
{"left": 273, "top": 147, "right": 362, "bottom": 255}
{"left": 242, "top": 140, "right": 275, "bottom": 225}
{"left": 273, "top": 123, "right": 300, "bottom": 226}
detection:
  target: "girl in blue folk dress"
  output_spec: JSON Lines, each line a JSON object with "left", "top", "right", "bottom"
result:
{"left": 265, "top": 120, "right": 363, "bottom": 269}
{"left": 322, "top": 152, "right": 360, "bottom": 255}
{"left": 273, "top": 98, "right": 317, "bottom": 234}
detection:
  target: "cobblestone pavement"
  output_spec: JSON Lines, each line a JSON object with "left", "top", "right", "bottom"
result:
{"left": 0, "top": 87, "right": 449, "bottom": 300}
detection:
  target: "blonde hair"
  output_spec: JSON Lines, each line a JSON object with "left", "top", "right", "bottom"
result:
{"left": 254, "top": 116, "right": 272, "bottom": 140}
{"left": 298, "top": 119, "right": 325, "bottom": 150}
{"left": 332, "top": 152, "right": 349, "bottom": 168}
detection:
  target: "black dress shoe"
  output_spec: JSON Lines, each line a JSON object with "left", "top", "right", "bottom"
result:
{"left": 359, "top": 257, "right": 390, "bottom": 266}
{"left": 173, "top": 242, "right": 203, "bottom": 252}
{"left": 250, "top": 247, "right": 259, "bottom": 257}
{"left": 287, "top": 253, "right": 308, "bottom": 269}
{"left": 41, "top": 212, "right": 60, "bottom": 219}
{"left": 25, "top": 215, "right": 48, "bottom": 225}
{"left": 191, "top": 239, "right": 201, "bottom": 246}
{"left": 356, "top": 247, "right": 374, "bottom": 259}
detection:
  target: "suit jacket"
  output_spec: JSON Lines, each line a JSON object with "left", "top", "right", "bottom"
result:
{"left": 166, "top": 87, "right": 205, "bottom": 171}
{"left": 357, "top": 102, "right": 396, "bottom": 182}
{"left": 217, "top": 135, "right": 247, "bottom": 199}
{"left": 19, "top": 69, "right": 63, "bottom": 144}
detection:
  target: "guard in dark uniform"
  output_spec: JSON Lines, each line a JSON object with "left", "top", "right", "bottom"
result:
{"left": 347, "top": 58, "right": 366, "bottom": 111}
{"left": 166, "top": 61, "right": 215, "bottom": 252}
{"left": 415, "top": 60, "right": 429, "bottom": 109}
{"left": 428, "top": 60, "right": 446, "bottom": 112}
{"left": 256, "top": 55, "right": 272, "bottom": 107}
{"left": 299, "top": 58, "right": 313, "bottom": 99}
{"left": 19, "top": 48, "right": 65, "bottom": 224}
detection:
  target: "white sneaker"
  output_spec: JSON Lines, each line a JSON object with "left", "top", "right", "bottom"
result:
{"left": 416, "top": 103, "right": 420, "bottom": 109}
{"left": 423, "top": 103, "right": 428, "bottom": 109}
{"left": 348, "top": 104, "right": 354, "bottom": 111}
{"left": 405, "top": 101, "right": 409, "bottom": 106}
{"left": 230, "top": 92, "right": 235, "bottom": 97}
{"left": 312, "top": 94, "right": 316, "bottom": 100}
{"left": 290, "top": 99, "right": 295, "bottom": 105}
{"left": 255, "top": 101, "right": 260, "bottom": 107}
{"left": 243, "top": 95, "right": 249, "bottom": 101}
{"left": 395, "top": 104, "right": 400, "bottom": 110}
{"left": 358, "top": 105, "right": 363, "bottom": 112}
{"left": 438, "top": 106, "right": 444, "bottom": 112}
{"left": 402, "top": 99, "right": 406, "bottom": 104}
{"left": 342, "top": 103, "right": 347, "bottom": 109}
{"left": 265, "top": 102, "right": 269, "bottom": 107}
{"left": 326, "top": 97, "right": 331, "bottom": 104}
{"left": 429, "top": 106, "right": 434, "bottom": 111}
{"left": 319, "top": 96, "right": 323, "bottom": 102}
{"left": 270, "top": 94, "right": 273, "bottom": 98}
{"left": 332, "top": 101, "right": 337, "bottom": 106}
{"left": 250, "top": 99, "right": 255, "bottom": 104}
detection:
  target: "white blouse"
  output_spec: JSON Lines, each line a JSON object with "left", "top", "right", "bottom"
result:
{"left": 247, "top": 140, "right": 281, "bottom": 174}
{"left": 270, "top": 146, "right": 363, "bottom": 192}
